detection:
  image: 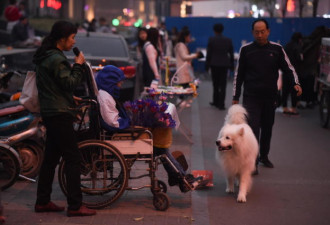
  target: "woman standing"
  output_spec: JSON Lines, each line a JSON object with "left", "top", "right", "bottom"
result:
{"left": 142, "top": 27, "right": 161, "bottom": 87}
{"left": 174, "top": 29, "right": 201, "bottom": 88}
{"left": 135, "top": 27, "right": 148, "bottom": 97}
{"left": 33, "top": 20, "right": 96, "bottom": 217}
{"left": 136, "top": 27, "right": 148, "bottom": 59}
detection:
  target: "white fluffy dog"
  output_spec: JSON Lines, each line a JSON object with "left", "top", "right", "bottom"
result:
{"left": 216, "top": 104, "right": 258, "bottom": 203}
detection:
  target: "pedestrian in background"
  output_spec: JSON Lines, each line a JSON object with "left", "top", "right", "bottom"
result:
{"left": 142, "top": 27, "right": 161, "bottom": 87}
{"left": 33, "top": 20, "right": 96, "bottom": 217}
{"left": 4, "top": 0, "right": 21, "bottom": 31}
{"left": 96, "top": 17, "right": 111, "bottom": 33}
{"left": 11, "top": 16, "right": 41, "bottom": 48}
{"left": 136, "top": 27, "right": 148, "bottom": 59}
{"left": 282, "top": 32, "right": 304, "bottom": 115}
{"left": 135, "top": 27, "right": 148, "bottom": 97}
{"left": 87, "top": 18, "right": 97, "bottom": 32}
{"left": 232, "top": 19, "right": 302, "bottom": 173}
{"left": 206, "top": 23, "right": 234, "bottom": 110}
{"left": 174, "top": 29, "right": 202, "bottom": 88}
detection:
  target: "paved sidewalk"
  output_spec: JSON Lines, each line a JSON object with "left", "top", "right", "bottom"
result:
{"left": 2, "top": 154, "right": 195, "bottom": 225}
{"left": 1, "top": 100, "right": 198, "bottom": 225}
{"left": 3, "top": 77, "right": 330, "bottom": 225}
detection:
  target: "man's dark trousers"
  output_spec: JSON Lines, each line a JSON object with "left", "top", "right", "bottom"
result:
{"left": 243, "top": 96, "right": 277, "bottom": 160}
{"left": 211, "top": 66, "right": 228, "bottom": 108}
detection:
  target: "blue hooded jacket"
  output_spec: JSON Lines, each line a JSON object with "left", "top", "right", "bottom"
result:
{"left": 95, "top": 65, "right": 130, "bottom": 131}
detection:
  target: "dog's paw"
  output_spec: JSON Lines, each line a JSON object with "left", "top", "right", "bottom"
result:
{"left": 237, "top": 194, "right": 247, "bottom": 203}
{"left": 226, "top": 187, "right": 234, "bottom": 193}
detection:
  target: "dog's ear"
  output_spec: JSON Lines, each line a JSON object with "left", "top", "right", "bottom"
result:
{"left": 238, "top": 127, "right": 244, "bottom": 136}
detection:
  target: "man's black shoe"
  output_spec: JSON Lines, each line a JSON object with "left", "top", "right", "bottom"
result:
{"left": 252, "top": 167, "right": 258, "bottom": 176}
{"left": 218, "top": 106, "right": 226, "bottom": 110}
{"left": 209, "top": 102, "right": 219, "bottom": 107}
{"left": 259, "top": 157, "right": 274, "bottom": 168}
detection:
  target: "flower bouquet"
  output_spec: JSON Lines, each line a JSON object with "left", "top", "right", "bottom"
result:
{"left": 123, "top": 93, "right": 175, "bottom": 148}
{"left": 123, "top": 95, "right": 175, "bottom": 129}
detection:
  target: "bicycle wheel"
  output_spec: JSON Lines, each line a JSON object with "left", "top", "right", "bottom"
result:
{"left": 0, "top": 144, "right": 21, "bottom": 191}
{"left": 58, "top": 140, "right": 128, "bottom": 209}
{"left": 319, "top": 91, "right": 330, "bottom": 128}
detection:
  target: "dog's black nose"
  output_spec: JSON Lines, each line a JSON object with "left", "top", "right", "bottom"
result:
{"left": 215, "top": 140, "right": 220, "bottom": 146}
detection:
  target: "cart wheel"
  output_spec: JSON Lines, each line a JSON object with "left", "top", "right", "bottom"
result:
{"left": 153, "top": 192, "right": 170, "bottom": 211}
{"left": 151, "top": 180, "right": 167, "bottom": 194}
{"left": 319, "top": 92, "right": 330, "bottom": 128}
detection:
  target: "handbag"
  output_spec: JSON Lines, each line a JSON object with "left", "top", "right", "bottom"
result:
{"left": 19, "top": 71, "right": 40, "bottom": 113}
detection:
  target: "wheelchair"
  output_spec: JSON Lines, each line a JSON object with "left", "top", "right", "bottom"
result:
{"left": 56, "top": 64, "right": 191, "bottom": 211}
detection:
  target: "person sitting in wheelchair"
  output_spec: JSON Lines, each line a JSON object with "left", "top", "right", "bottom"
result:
{"left": 95, "top": 65, "right": 205, "bottom": 192}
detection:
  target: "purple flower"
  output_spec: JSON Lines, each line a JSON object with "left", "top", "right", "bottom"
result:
{"left": 123, "top": 98, "right": 175, "bottom": 128}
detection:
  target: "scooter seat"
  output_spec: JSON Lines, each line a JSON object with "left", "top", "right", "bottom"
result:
{"left": 0, "top": 104, "right": 25, "bottom": 117}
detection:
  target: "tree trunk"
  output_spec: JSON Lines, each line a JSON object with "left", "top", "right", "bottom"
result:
{"left": 282, "top": 0, "right": 288, "bottom": 18}
{"left": 269, "top": 9, "right": 274, "bottom": 17}
{"left": 0, "top": 1, "right": 7, "bottom": 17}
{"left": 298, "top": 0, "right": 304, "bottom": 18}
{"left": 313, "top": 0, "right": 319, "bottom": 17}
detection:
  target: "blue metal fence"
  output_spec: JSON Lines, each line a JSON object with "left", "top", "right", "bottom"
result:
{"left": 165, "top": 17, "right": 330, "bottom": 72}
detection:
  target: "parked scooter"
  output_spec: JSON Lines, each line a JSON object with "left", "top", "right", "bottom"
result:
{"left": 0, "top": 71, "right": 45, "bottom": 179}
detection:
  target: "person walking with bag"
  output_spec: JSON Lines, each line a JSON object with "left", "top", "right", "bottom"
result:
{"left": 33, "top": 20, "right": 96, "bottom": 217}
{"left": 206, "top": 23, "right": 234, "bottom": 110}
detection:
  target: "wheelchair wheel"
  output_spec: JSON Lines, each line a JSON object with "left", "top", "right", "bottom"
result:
{"left": 0, "top": 145, "right": 21, "bottom": 191}
{"left": 58, "top": 140, "right": 128, "bottom": 209}
{"left": 151, "top": 180, "right": 167, "bottom": 194}
{"left": 153, "top": 192, "right": 170, "bottom": 211}
{"left": 319, "top": 91, "right": 330, "bottom": 128}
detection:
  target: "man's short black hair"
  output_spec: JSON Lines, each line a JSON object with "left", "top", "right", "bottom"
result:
{"left": 213, "top": 23, "right": 224, "bottom": 33}
{"left": 252, "top": 19, "right": 269, "bottom": 30}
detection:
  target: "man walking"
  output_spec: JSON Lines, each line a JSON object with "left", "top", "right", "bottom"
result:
{"left": 206, "top": 23, "right": 234, "bottom": 110}
{"left": 232, "top": 19, "right": 302, "bottom": 173}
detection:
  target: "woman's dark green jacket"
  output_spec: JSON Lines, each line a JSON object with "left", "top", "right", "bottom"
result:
{"left": 33, "top": 48, "right": 84, "bottom": 117}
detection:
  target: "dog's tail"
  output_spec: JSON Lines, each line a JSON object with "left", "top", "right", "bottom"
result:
{"left": 225, "top": 104, "right": 248, "bottom": 124}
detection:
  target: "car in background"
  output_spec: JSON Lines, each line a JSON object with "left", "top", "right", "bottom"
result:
{"left": 65, "top": 32, "right": 137, "bottom": 102}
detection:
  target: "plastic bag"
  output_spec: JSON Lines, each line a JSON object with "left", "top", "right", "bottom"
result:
{"left": 19, "top": 71, "right": 40, "bottom": 113}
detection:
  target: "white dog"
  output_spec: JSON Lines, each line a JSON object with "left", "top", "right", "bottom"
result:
{"left": 216, "top": 104, "right": 258, "bottom": 203}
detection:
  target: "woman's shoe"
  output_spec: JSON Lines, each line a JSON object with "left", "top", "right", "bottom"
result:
{"left": 35, "top": 201, "right": 65, "bottom": 213}
{"left": 67, "top": 205, "right": 96, "bottom": 217}
{"left": 290, "top": 111, "right": 299, "bottom": 116}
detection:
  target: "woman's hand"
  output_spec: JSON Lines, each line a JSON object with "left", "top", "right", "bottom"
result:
{"left": 75, "top": 51, "right": 85, "bottom": 65}
{"left": 73, "top": 96, "right": 82, "bottom": 105}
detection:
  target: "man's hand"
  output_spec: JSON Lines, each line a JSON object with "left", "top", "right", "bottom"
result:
{"left": 232, "top": 100, "right": 239, "bottom": 105}
{"left": 294, "top": 85, "right": 302, "bottom": 96}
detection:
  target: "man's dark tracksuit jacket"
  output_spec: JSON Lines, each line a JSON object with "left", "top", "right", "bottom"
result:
{"left": 232, "top": 41, "right": 300, "bottom": 158}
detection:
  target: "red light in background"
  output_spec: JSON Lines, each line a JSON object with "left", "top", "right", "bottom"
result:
{"left": 40, "top": 0, "right": 62, "bottom": 10}
{"left": 47, "top": 0, "right": 62, "bottom": 10}
{"left": 287, "top": 0, "right": 295, "bottom": 12}
{"left": 119, "top": 66, "right": 136, "bottom": 78}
